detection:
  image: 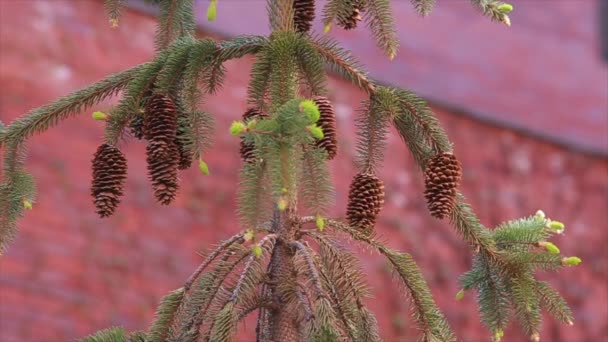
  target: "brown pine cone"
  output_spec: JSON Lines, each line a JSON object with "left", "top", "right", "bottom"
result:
{"left": 147, "top": 140, "right": 179, "bottom": 205}
{"left": 346, "top": 172, "right": 385, "bottom": 231}
{"left": 91, "top": 144, "right": 128, "bottom": 218}
{"left": 129, "top": 113, "right": 145, "bottom": 140}
{"left": 293, "top": 0, "right": 315, "bottom": 33}
{"left": 424, "top": 152, "right": 462, "bottom": 219}
{"left": 240, "top": 108, "right": 268, "bottom": 163}
{"left": 144, "top": 94, "right": 180, "bottom": 204}
{"left": 337, "top": 5, "right": 362, "bottom": 30}
{"left": 312, "top": 96, "right": 338, "bottom": 159}
{"left": 144, "top": 94, "right": 178, "bottom": 142}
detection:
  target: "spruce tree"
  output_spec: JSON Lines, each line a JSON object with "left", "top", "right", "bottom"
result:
{"left": 0, "top": 1, "right": 581, "bottom": 341}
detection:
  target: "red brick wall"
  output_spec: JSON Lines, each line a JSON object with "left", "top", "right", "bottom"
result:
{"left": 1, "top": 1, "right": 606, "bottom": 341}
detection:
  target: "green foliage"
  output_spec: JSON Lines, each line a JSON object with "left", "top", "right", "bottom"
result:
{"left": 459, "top": 212, "right": 578, "bottom": 340}
{"left": 179, "top": 110, "right": 214, "bottom": 162}
{"left": 3, "top": 2, "right": 578, "bottom": 342}
{"left": 238, "top": 161, "right": 272, "bottom": 228}
{"left": 146, "top": 287, "right": 185, "bottom": 342}
{"left": 155, "top": 0, "right": 195, "bottom": 50}
{"left": 79, "top": 327, "right": 128, "bottom": 342}
{"left": 310, "top": 35, "right": 375, "bottom": 94}
{"left": 300, "top": 148, "right": 334, "bottom": 218}
{"left": 354, "top": 88, "right": 393, "bottom": 173}
{"left": 362, "top": 0, "right": 399, "bottom": 59}
{"left": 296, "top": 41, "right": 328, "bottom": 96}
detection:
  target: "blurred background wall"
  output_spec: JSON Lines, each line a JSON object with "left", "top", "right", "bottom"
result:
{"left": 0, "top": 1, "right": 606, "bottom": 341}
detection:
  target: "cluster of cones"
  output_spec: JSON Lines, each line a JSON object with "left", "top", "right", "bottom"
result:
{"left": 345, "top": 153, "right": 461, "bottom": 233}
{"left": 293, "top": 0, "right": 362, "bottom": 33}
{"left": 91, "top": 93, "right": 194, "bottom": 217}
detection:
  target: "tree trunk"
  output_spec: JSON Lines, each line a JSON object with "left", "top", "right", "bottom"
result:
{"left": 266, "top": 207, "right": 300, "bottom": 341}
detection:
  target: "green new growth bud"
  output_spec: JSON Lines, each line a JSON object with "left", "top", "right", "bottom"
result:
{"left": 308, "top": 125, "right": 324, "bottom": 140}
{"left": 92, "top": 111, "right": 108, "bottom": 121}
{"left": 244, "top": 229, "right": 255, "bottom": 242}
{"left": 549, "top": 220, "right": 565, "bottom": 231}
{"left": 229, "top": 121, "right": 246, "bottom": 136}
{"left": 252, "top": 245, "right": 262, "bottom": 258}
{"left": 22, "top": 200, "right": 33, "bottom": 210}
{"left": 207, "top": 0, "right": 217, "bottom": 22}
{"left": 542, "top": 242, "right": 560, "bottom": 254}
{"left": 316, "top": 214, "right": 325, "bottom": 232}
{"left": 277, "top": 197, "right": 287, "bottom": 211}
{"left": 324, "top": 24, "right": 332, "bottom": 34}
{"left": 281, "top": 187, "right": 288, "bottom": 194}
{"left": 455, "top": 289, "right": 465, "bottom": 301}
{"left": 198, "top": 160, "right": 210, "bottom": 175}
{"left": 535, "top": 210, "right": 546, "bottom": 220}
{"left": 493, "top": 329, "right": 504, "bottom": 342}
{"left": 562, "top": 256, "right": 582, "bottom": 267}
{"left": 498, "top": 3, "right": 514, "bottom": 13}
{"left": 299, "top": 100, "right": 320, "bottom": 123}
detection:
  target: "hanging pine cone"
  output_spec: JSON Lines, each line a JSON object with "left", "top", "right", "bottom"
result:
{"left": 144, "top": 94, "right": 178, "bottom": 141}
{"left": 147, "top": 140, "right": 180, "bottom": 205}
{"left": 424, "top": 152, "right": 462, "bottom": 219}
{"left": 91, "top": 144, "right": 128, "bottom": 218}
{"left": 312, "top": 96, "right": 338, "bottom": 159}
{"left": 144, "top": 94, "right": 180, "bottom": 204}
{"left": 240, "top": 108, "right": 267, "bottom": 163}
{"left": 129, "top": 113, "right": 145, "bottom": 140}
{"left": 337, "top": 5, "right": 362, "bottom": 30}
{"left": 346, "top": 173, "right": 385, "bottom": 231}
{"left": 293, "top": 0, "right": 315, "bottom": 33}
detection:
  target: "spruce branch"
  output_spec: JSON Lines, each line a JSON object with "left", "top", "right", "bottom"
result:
{"left": 146, "top": 287, "right": 185, "bottom": 342}
{"left": 470, "top": 0, "right": 513, "bottom": 27}
{"left": 104, "top": 0, "right": 124, "bottom": 28}
{"left": 291, "top": 240, "right": 326, "bottom": 299}
{"left": 411, "top": 0, "right": 435, "bottom": 17}
{"left": 299, "top": 148, "right": 334, "bottom": 218}
{"left": 184, "top": 232, "right": 246, "bottom": 291}
{"left": 171, "top": 244, "right": 250, "bottom": 342}
{"left": 155, "top": 0, "right": 195, "bottom": 50}
{"left": 310, "top": 36, "right": 376, "bottom": 94}
{"left": 362, "top": 0, "right": 399, "bottom": 59}
{"left": 392, "top": 87, "right": 452, "bottom": 154}
{"left": 267, "top": 0, "right": 296, "bottom": 32}
{"left": 354, "top": 91, "right": 393, "bottom": 174}
{"left": 4, "top": 64, "right": 144, "bottom": 146}
{"left": 535, "top": 281, "right": 574, "bottom": 325}
{"left": 326, "top": 219, "right": 456, "bottom": 342}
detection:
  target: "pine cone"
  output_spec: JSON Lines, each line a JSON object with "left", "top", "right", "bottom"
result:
{"left": 424, "top": 152, "right": 462, "bottom": 219}
{"left": 346, "top": 173, "right": 385, "bottom": 231}
{"left": 144, "top": 94, "right": 180, "bottom": 204}
{"left": 312, "top": 96, "right": 338, "bottom": 159}
{"left": 147, "top": 140, "right": 180, "bottom": 205}
{"left": 144, "top": 94, "right": 178, "bottom": 142}
{"left": 337, "top": 5, "right": 362, "bottom": 30}
{"left": 91, "top": 144, "right": 128, "bottom": 218}
{"left": 293, "top": 0, "right": 315, "bottom": 33}
{"left": 240, "top": 108, "right": 267, "bottom": 163}
{"left": 129, "top": 114, "right": 145, "bottom": 140}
